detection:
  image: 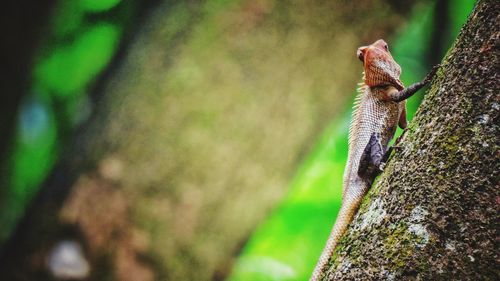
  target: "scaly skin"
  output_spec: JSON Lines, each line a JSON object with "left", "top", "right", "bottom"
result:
{"left": 310, "top": 39, "right": 438, "bottom": 281}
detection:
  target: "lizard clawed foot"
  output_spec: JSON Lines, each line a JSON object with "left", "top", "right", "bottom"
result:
{"left": 392, "top": 144, "right": 405, "bottom": 151}
{"left": 378, "top": 144, "right": 405, "bottom": 173}
{"left": 394, "top": 127, "right": 409, "bottom": 146}
{"left": 378, "top": 162, "right": 386, "bottom": 172}
{"left": 381, "top": 141, "right": 405, "bottom": 165}
{"left": 424, "top": 64, "right": 441, "bottom": 84}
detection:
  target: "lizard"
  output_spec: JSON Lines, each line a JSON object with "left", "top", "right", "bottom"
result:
{"left": 310, "top": 39, "right": 439, "bottom": 281}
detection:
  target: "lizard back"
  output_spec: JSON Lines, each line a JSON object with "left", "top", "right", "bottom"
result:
{"left": 343, "top": 84, "right": 402, "bottom": 197}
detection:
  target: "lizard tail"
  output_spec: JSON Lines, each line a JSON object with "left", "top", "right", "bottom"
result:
{"left": 310, "top": 180, "right": 369, "bottom": 281}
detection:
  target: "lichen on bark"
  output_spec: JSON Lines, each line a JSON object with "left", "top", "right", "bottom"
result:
{"left": 323, "top": 0, "right": 499, "bottom": 280}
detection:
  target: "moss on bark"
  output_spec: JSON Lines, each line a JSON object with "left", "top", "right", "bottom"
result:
{"left": 324, "top": 0, "right": 499, "bottom": 280}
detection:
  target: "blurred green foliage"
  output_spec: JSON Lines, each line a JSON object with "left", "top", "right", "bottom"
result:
{"left": 228, "top": 1, "right": 474, "bottom": 280}
{"left": 0, "top": 0, "right": 132, "bottom": 243}
{"left": 36, "top": 24, "right": 121, "bottom": 96}
{"left": 10, "top": 98, "right": 57, "bottom": 226}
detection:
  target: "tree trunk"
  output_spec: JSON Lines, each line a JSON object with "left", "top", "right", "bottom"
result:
{"left": 323, "top": 0, "right": 499, "bottom": 280}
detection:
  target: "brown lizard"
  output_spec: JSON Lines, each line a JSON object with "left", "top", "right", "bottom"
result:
{"left": 310, "top": 39, "right": 439, "bottom": 280}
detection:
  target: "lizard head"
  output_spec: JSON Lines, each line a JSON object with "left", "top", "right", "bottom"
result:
{"left": 357, "top": 39, "right": 404, "bottom": 90}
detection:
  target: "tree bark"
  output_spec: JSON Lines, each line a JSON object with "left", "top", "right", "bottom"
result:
{"left": 323, "top": 0, "right": 499, "bottom": 280}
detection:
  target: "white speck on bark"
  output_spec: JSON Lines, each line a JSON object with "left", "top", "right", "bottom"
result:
{"left": 410, "top": 206, "right": 428, "bottom": 222}
{"left": 381, "top": 269, "right": 396, "bottom": 281}
{"left": 407, "top": 206, "right": 430, "bottom": 248}
{"left": 338, "top": 258, "right": 352, "bottom": 273}
{"left": 445, "top": 241, "right": 456, "bottom": 251}
{"left": 478, "top": 114, "right": 489, "bottom": 124}
{"left": 47, "top": 240, "right": 90, "bottom": 280}
{"left": 358, "top": 198, "right": 386, "bottom": 231}
{"left": 407, "top": 224, "right": 429, "bottom": 247}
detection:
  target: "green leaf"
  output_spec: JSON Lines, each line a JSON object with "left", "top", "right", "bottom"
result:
{"left": 35, "top": 23, "right": 120, "bottom": 97}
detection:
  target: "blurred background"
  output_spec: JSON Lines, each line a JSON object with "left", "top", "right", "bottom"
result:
{"left": 0, "top": 0, "right": 475, "bottom": 280}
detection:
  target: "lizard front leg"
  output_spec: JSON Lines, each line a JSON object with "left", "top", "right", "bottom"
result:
{"left": 389, "top": 65, "right": 440, "bottom": 102}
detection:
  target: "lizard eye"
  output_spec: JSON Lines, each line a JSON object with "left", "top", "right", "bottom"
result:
{"left": 384, "top": 43, "right": 389, "bottom": 52}
{"left": 357, "top": 47, "right": 367, "bottom": 62}
{"left": 357, "top": 50, "right": 364, "bottom": 61}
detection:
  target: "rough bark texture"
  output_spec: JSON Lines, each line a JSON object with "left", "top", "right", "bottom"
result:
{"left": 324, "top": 1, "right": 499, "bottom": 280}
{"left": 0, "top": 1, "right": 420, "bottom": 281}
